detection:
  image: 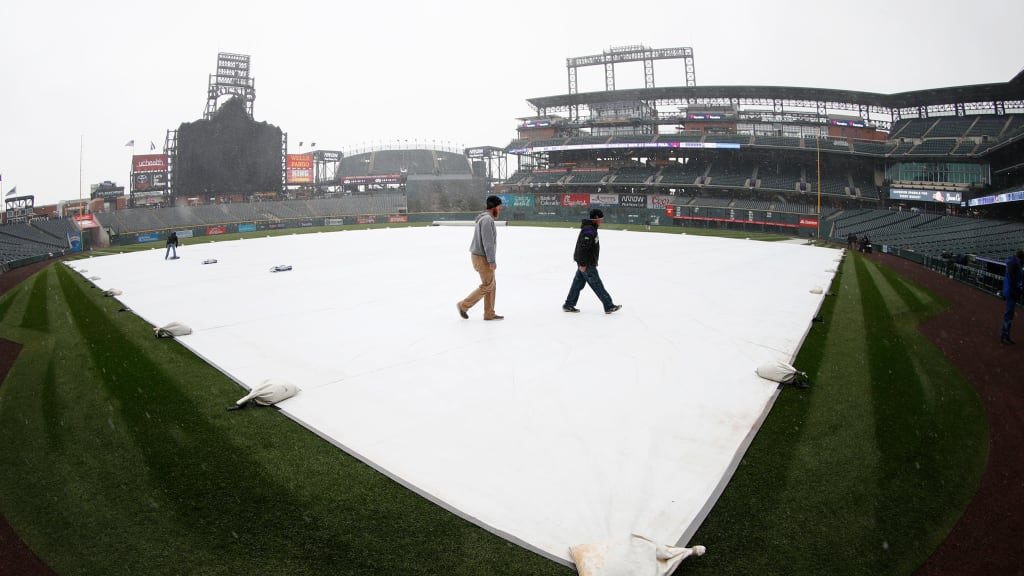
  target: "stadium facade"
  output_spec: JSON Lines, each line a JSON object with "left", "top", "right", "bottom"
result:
{"left": 499, "top": 46, "right": 1024, "bottom": 253}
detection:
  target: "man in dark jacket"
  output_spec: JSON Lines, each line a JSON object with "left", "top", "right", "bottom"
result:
{"left": 562, "top": 208, "right": 621, "bottom": 314}
{"left": 165, "top": 231, "right": 180, "bottom": 260}
{"left": 1000, "top": 248, "right": 1023, "bottom": 345}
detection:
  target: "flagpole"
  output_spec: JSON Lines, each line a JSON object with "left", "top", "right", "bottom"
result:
{"left": 79, "top": 135, "right": 84, "bottom": 217}
{"left": 816, "top": 135, "right": 822, "bottom": 241}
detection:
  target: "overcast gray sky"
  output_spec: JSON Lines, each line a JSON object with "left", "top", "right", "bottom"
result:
{"left": 1, "top": 0, "right": 1021, "bottom": 207}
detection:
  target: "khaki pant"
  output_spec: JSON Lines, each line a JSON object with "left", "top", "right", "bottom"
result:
{"left": 459, "top": 253, "right": 497, "bottom": 319}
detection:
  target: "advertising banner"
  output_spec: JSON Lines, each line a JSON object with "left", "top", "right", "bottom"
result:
{"left": 619, "top": 193, "right": 647, "bottom": 208}
{"left": 508, "top": 195, "right": 534, "bottom": 208}
{"left": 152, "top": 172, "right": 167, "bottom": 189}
{"left": 72, "top": 213, "right": 100, "bottom": 230}
{"left": 137, "top": 232, "right": 161, "bottom": 243}
{"left": 537, "top": 193, "right": 561, "bottom": 207}
{"left": 299, "top": 221, "right": 315, "bottom": 227}
{"left": 589, "top": 194, "right": 619, "bottom": 206}
{"left": 647, "top": 195, "right": 673, "bottom": 209}
{"left": 132, "top": 154, "right": 169, "bottom": 173}
{"left": 889, "top": 188, "right": 962, "bottom": 204}
{"left": 561, "top": 193, "right": 590, "bottom": 207}
{"left": 798, "top": 217, "right": 819, "bottom": 228}
{"left": 325, "top": 218, "right": 347, "bottom": 226}
{"left": 286, "top": 153, "right": 314, "bottom": 184}
{"left": 175, "top": 229, "right": 194, "bottom": 239}
{"left": 238, "top": 223, "right": 257, "bottom": 233}
{"left": 342, "top": 174, "right": 402, "bottom": 185}
{"left": 65, "top": 232, "right": 82, "bottom": 252}
{"left": 388, "top": 215, "right": 409, "bottom": 223}
{"left": 357, "top": 215, "right": 377, "bottom": 224}
{"left": 206, "top": 225, "right": 226, "bottom": 236}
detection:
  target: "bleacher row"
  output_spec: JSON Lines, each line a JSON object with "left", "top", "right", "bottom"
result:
{"left": 507, "top": 114, "right": 1024, "bottom": 158}
{"left": 93, "top": 195, "right": 409, "bottom": 235}
{"left": 340, "top": 150, "right": 472, "bottom": 177}
{"left": 828, "top": 209, "right": 1024, "bottom": 260}
{"left": 0, "top": 219, "right": 79, "bottom": 267}
{"left": 506, "top": 161, "right": 879, "bottom": 199}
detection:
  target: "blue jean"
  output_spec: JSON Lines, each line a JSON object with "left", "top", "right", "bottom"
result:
{"left": 564, "top": 266, "right": 614, "bottom": 311}
{"left": 165, "top": 244, "right": 176, "bottom": 259}
{"left": 1003, "top": 297, "right": 1016, "bottom": 338}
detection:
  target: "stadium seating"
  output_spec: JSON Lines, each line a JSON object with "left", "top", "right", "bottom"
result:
{"left": 925, "top": 117, "right": 977, "bottom": 138}
{"left": 704, "top": 134, "right": 752, "bottom": 145}
{"left": 340, "top": 154, "right": 370, "bottom": 176}
{"left": 891, "top": 118, "right": 937, "bottom": 139}
{"left": 528, "top": 138, "right": 569, "bottom": 148}
{"left": 753, "top": 136, "right": 802, "bottom": 149}
{"left": 609, "top": 135, "right": 657, "bottom": 144}
{"left": 90, "top": 196, "right": 409, "bottom": 235}
{"left": 29, "top": 218, "right": 78, "bottom": 243}
{"left": 527, "top": 171, "right": 569, "bottom": 185}
{"left": 951, "top": 141, "right": 978, "bottom": 155}
{"left": 566, "top": 136, "right": 611, "bottom": 146}
{"left": 965, "top": 115, "right": 1012, "bottom": 138}
{"left": 706, "top": 160, "right": 754, "bottom": 188}
{"left": 908, "top": 139, "right": 957, "bottom": 155}
{"left": 567, "top": 171, "right": 609, "bottom": 185}
{"left": 830, "top": 209, "right": 1024, "bottom": 259}
{"left": 658, "top": 162, "right": 705, "bottom": 186}
{"left": 889, "top": 141, "right": 915, "bottom": 155}
{"left": 851, "top": 140, "right": 892, "bottom": 155}
{"left": 436, "top": 152, "right": 472, "bottom": 175}
{"left": 757, "top": 163, "right": 802, "bottom": 192}
{"left": 657, "top": 132, "right": 703, "bottom": 143}
{"left": 611, "top": 167, "right": 656, "bottom": 185}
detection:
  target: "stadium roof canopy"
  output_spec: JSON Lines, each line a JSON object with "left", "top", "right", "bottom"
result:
{"left": 527, "top": 69, "right": 1024, "bottom": 115}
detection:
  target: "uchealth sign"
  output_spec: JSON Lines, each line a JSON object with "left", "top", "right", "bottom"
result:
{"left": 132, "top": 154, "right": 168, "bottom": 173}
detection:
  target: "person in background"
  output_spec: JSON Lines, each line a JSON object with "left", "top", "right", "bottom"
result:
{"left": 457, "top": 195, "right": 504, "bottom": 321}
{"left": 1000, "top": 248, "right": 1023, "bottom": 345}
{"left": 165, "top": 231, "right": 180, "bottom": 260}
{"left": 562, "top": 208, "right": 622, "bottom": 315}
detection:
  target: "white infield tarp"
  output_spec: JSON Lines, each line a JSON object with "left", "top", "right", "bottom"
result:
{"left": 71, "top": 226, "right": 839, "bottom": 567}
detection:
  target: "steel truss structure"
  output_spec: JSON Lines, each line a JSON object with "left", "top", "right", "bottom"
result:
{"left": 205, "top": 52, "right": 256, "bottom": 120}
{"left": 565, "top": 45, "right": 695, "bottom": 123}
{"left": 464, "top": 146, "right": 508, "bottom": 183}
{"left": 530, "top": 69, "right": 1024, "bottom": 131}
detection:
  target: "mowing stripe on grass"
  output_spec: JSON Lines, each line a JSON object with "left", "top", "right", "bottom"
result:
{"left": 21, "top": 268, "right": 50, "bottom": 332}
{"left": 54, "top": 264, "right": 373, "bottom": 573}
{"left": 854, "top": 255, "right": 986, "bottom": 575}
{"left": 688, "top": 253, "right": 856, "bottom": 574}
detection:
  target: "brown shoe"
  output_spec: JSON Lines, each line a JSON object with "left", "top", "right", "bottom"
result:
{"left": 484, "top": 315, "right": 504, "bottom": 321}
{"left": 456, "top": 303, "right": 468, "bottom": 319}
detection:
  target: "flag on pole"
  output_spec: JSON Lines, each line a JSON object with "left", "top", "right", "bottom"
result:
{"left": 298, "top": 141, "right": 303, "bottom": 147}
{"left": 6, "top": 186, "right": 16, "bottom": 197}
{"left": 311, "top": 142, "right": 316, "bottom": 147}
{"left": 150, "top": 141, "right": 156, "bottom": 151}
{"left": 124, "top": 140, "right": 134, "bottom": 147}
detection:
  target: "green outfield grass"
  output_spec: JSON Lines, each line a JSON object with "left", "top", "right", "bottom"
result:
{"left": 0, "top": 243, "right": 987, "bottom": 575}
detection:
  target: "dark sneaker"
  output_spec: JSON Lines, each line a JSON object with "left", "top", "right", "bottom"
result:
{"left": 563, "top": 305, "right": 580, "bottom": 313}
{"left": 484, "top": 315, "right": 504, "bottom": 321}
{"left": 1002, "top": 335, "right": 1015, "bottom": 345}
{"left": 605, "top": 305, "right": 622, "bottom": 314}
{"left": 456, "top": 303, "right": 468, "bottom": 319}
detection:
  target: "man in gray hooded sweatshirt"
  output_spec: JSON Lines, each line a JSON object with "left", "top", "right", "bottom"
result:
{"left": 457, "top": 195, "right": 504, "bottom": 320}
